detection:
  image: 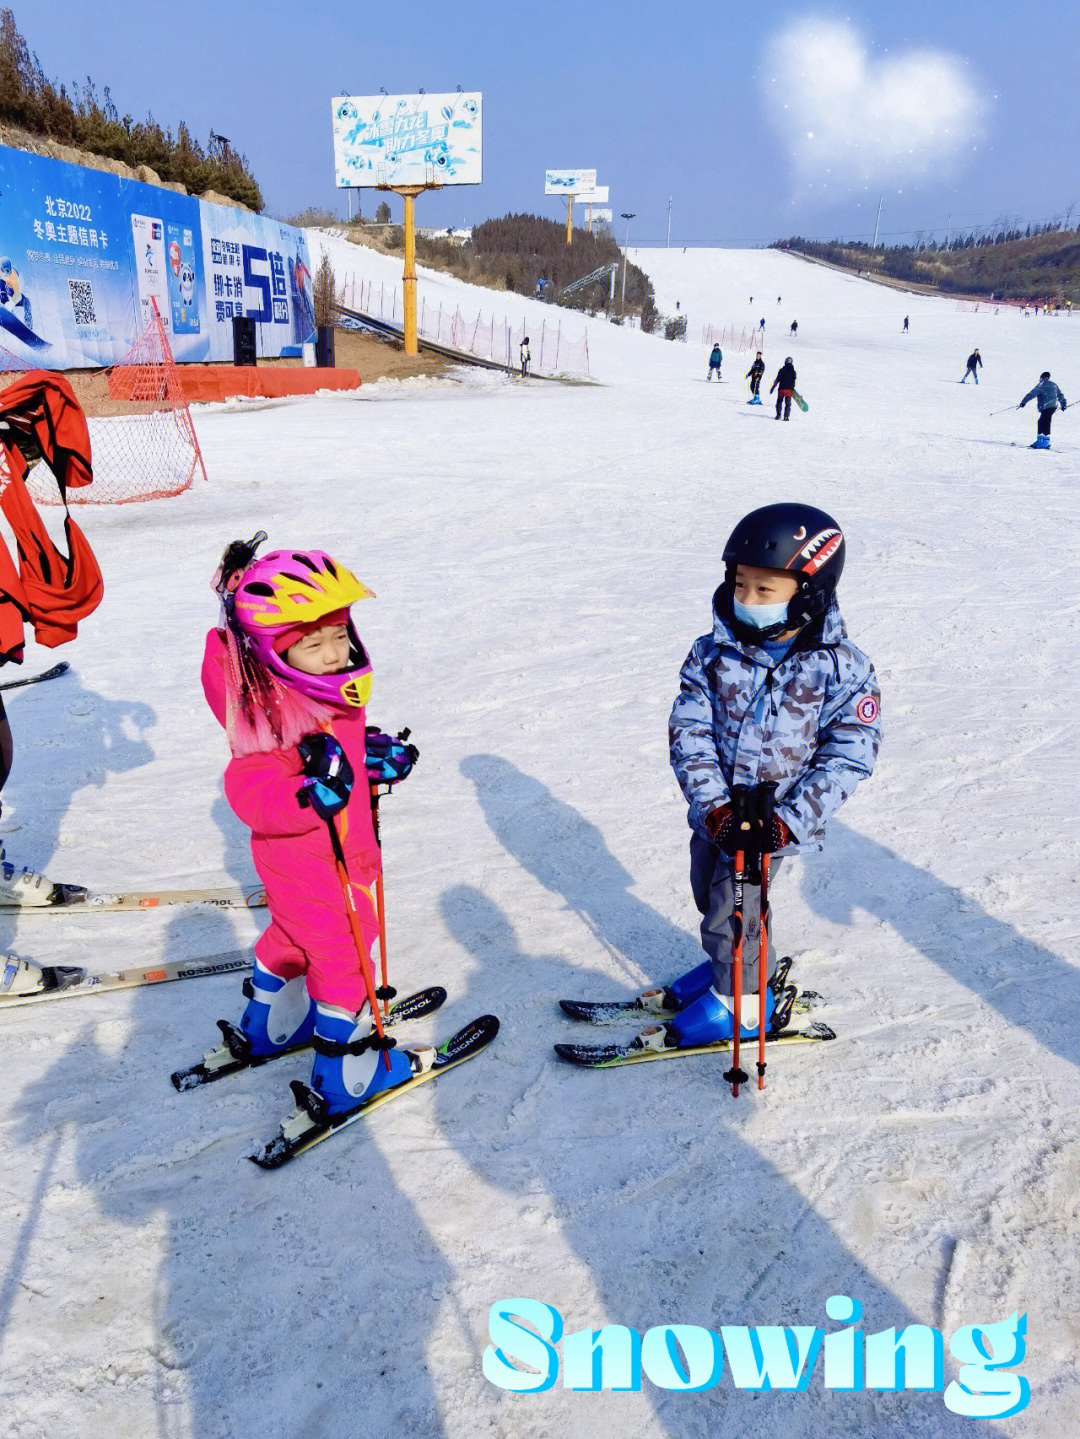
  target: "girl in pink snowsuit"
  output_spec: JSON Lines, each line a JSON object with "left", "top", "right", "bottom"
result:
{"left": 198, "top": 540, "right": 419, "bottom": 1115}
{"left": 202, "top": 625, "right": 379, "bottom": 1012}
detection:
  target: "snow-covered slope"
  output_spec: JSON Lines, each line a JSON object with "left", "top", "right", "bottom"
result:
{"left": 1, "top": 247, "right": 1075, "bottom": 1438}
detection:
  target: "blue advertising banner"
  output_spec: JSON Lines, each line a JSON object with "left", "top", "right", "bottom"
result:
{"left": 199, "top": 202, "right": 315, "bottom": 360}
{"left": 0, "top": 144, "right": 315, "bottom": 367}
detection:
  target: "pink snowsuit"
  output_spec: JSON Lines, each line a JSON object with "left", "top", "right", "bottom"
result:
{"left": 202, "top": 628, "right": 380, "bottom": 1011}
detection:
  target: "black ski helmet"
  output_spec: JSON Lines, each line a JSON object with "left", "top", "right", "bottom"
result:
{"left": 718, "top": 502, "right": 846, "bottom": 642}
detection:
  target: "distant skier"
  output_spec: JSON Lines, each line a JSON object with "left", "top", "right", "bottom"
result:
{"left": 770, "top": 356, "right": 797, "bottom": 420}
{"left": 520, "top": 337, "right": 531, "bottom": 378}
{"left": 758, "top": 317, "right": 766, "bottom": 332}
{"left": 746, "top": 351, "right": 765, "bottom": 403}
{"left": 903, "top": 315, "right": 909, "bottom": 333}
{"left": 789, "top": 320, "right": 798, "bottom": 336}
{"left": 1019, "top": 371, "right": 1067, "bottom": 449}
{"left": 638, "top": 503, "right": 881, "bottom": 1049}
{"left": 961, "top": 349, "right": 982, "bottom": 384}
{"left": 777, "top": 295, "right": 782, "bottom": 304}
{"left": 707, "top": 343, "right": 723, "bottom": 381}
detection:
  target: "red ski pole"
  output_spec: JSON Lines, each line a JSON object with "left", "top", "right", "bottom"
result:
{"left": 324, "top": 815, "right": 392, "bottom": 1072}
{"left": 757, "top": 851, "right": 771, "bottom": 1090}
{"left": 723, "top": 789, "right": 752, "bottom": 1098}
{"left": 756, "top": 782, "right": 778, "bottom": 1091}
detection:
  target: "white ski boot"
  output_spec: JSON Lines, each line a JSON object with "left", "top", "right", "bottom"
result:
{"left": 1, "top": 956, "right": 81, "bottom": 996}
{"left": 0, "top": 842, "right": 57, "bottom": 907}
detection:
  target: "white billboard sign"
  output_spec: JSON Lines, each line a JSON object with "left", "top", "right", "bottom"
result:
{"left": 592, "top": 208, "right": 613, "bottom": 224}
{"left": 332, "top": 93, "right": 483, "bottom": 188}
{"left": 575, "top": 185, "right": 609, "bottom": 205}
{"left": 545, "top": 168, "right": 596, "bottom": 195}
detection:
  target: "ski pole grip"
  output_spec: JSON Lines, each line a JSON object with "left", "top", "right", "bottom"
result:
{"left": 730, "top": 784, "right": 751, "bottom": 830}
{"left": 756, "top": 780, "right": 778, "bottom": 827}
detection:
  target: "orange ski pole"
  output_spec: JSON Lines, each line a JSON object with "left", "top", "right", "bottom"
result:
{"left": 374, "top": 867, "right": 390, "bottom": 1019}
{"left": 754, "top": 781, "right": 778, "bottom": 1091}
{"left": 368, "top": 786, "right": 395, "bottom": 1022}
{"left": 723, "top": 788, "right": 752, "bottom": 1098}
{"left": 723, "top": 843, "right": 748, "bottom": 1097}
{"left": 325, "top": 815, "right": 392, "bottom": 1072}
{"left": 757, "top": 851, "right": 771, "bottom": 1090}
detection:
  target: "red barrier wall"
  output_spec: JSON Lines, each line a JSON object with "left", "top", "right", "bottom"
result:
{"left": 165, "top": 367, "right": 362, "bottom": 402}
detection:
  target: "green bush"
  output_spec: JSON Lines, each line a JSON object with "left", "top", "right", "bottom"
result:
{"left": 0, "top": 8, "right": 263, "bottom": 209}
{"left": 468, "top": 213, "right": 655, "bottom": 317}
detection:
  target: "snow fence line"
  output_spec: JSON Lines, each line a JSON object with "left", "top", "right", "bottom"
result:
{"left": 339, "top": 275, "right": 590, "bottom": 378}
{"left": 701, "top": 324, "right": 765, "bottom": 352}
{"left": 955, "top": 298, "right": 1074, "bottom": 314}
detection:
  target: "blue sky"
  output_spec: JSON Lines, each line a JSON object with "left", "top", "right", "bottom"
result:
{"left": 18, "top": 1, "right": 1077, "bottom": 245}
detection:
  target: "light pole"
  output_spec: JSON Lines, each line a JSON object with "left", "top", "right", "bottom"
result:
{"left": 620, "top": 211, "right": 635, "bottom": 314}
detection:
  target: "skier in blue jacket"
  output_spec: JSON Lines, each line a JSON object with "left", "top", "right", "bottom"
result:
{"left": 1019, "top": 371, "right": 1067, "bottom": 449}
{"left": 644, "top": 504, "right": 881, "bottom": 1049}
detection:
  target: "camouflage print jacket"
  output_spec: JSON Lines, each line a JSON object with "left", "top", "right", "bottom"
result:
{"left": 669, "top": 594, "right": 881, "bottom": 843}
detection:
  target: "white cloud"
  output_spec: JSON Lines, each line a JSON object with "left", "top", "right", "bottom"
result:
{"left": 763, "top": 19, "right": 985, "bottom": 190}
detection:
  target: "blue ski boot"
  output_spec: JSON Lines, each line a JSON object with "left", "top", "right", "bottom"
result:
{"left": 669, "top": 985, "right": 776, "bottom": 1046}
{"left": 307, "top": 1004, "right": 424, "bottom": 1118}
{"left": 1031, "top": 435, "right": 1050, "bottom": 449}
{"left": 658, "top": 955, "right": 719, "bottom": 1013}
{"left": 220, "top": 960, "right": 316, "bottom": 1060}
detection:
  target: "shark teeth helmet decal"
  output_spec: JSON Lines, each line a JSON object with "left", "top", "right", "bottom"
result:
{"left": 719, "top": 503, "right": 847, "bottom": 642}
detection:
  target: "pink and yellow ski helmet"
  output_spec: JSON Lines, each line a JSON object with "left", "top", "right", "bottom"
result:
{"left": 229, "top": 548, "right": 374, "bottom": 707}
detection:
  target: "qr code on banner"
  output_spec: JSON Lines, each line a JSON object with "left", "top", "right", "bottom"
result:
{"left": 68, "top": 278, "right": 97, "bottom": 327}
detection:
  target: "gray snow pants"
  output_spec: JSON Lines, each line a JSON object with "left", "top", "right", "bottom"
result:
{"left": 689, "top": 833, "right": 782, "bottom": 995}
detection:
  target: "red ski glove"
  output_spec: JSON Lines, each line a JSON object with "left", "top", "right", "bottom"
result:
{"left": 705, "top": 805, "right": 739, "bottom": 853}
{"left": 706, "top": 805, "right": 792, "bottom": 854}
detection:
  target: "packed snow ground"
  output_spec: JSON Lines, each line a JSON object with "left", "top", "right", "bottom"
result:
{"left": 1, "top": 245, "right": 1078, "bottom": 1439}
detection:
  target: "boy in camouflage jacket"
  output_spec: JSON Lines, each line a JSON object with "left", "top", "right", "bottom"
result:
{"left": 663, "top": 503, "right": 881, "bottom": 1046}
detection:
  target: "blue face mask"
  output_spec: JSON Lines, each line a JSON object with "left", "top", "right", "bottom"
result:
{"left": 734, "top": 597, "right": 789, "bottom": 630}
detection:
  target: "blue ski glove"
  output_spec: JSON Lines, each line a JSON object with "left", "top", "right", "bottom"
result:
{"left": 365, "top": 726, "right": 419, "bottom": 787}
{"left": 297, "top": 733, "right": 355, "bottom": 820}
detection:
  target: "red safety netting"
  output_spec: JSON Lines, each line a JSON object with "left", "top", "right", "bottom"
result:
{"left": 14, "top": 299, "right": 208, "bottom": 506}
{"left": 701, "top": 324, "right": 765, "bottom": 353}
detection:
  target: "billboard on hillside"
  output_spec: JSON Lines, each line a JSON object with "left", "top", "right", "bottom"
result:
{"left": 545, "top": 169, "right": 596, "bottom": 195}
{"left": 575, "top": 185, "right": 609, "bottom": 205}
{"left": 332, "top": 93, "right": 483, "bottom": 188}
